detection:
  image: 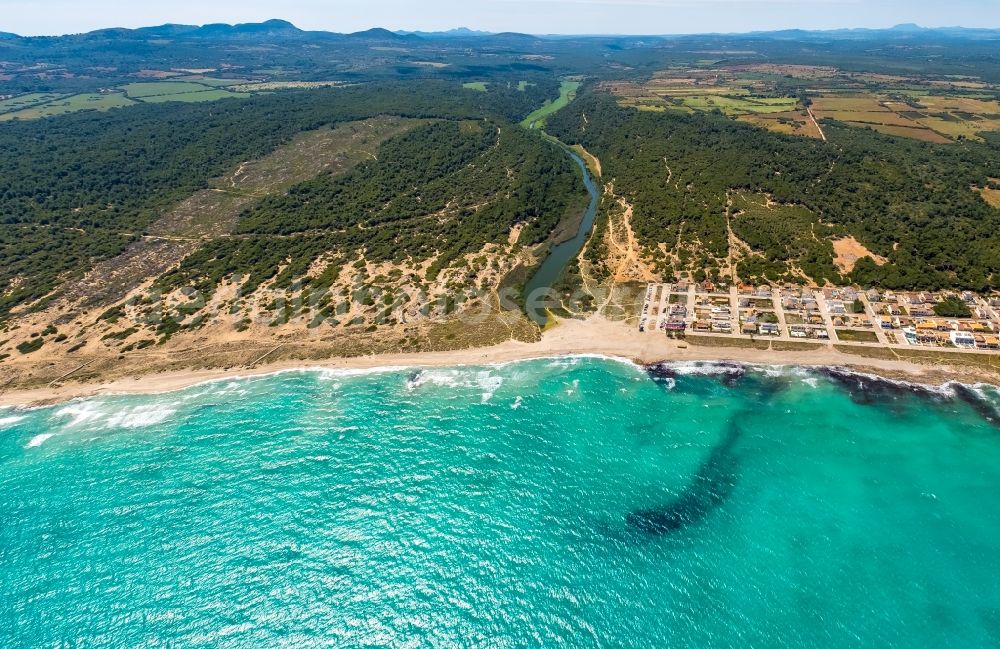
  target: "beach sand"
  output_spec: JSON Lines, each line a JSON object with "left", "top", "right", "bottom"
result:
{"left": 0, "top": 315, "right": 991, "bottom": 407}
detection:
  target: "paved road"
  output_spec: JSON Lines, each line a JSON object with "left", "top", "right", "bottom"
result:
{"left": 860, "top": 294, "right": 891, "bottom": 345}
{"left": 770, "top": 292, "right": 792, "bottom": 341}
{"left": 814, "top": 293, "right": 841, "bottom": 343}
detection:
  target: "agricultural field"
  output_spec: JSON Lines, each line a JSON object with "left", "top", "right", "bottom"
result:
{"left": 810, "top": 93, "right": 1000, "bottom": 143}
{"left": 133, "top": 89, "right": 246, "bottom": 104}
{"left": 0, "top": 92, "right": 135, "bottom": 121}
{"left": 737, "top": 110, "right": 823, "bottom": 138}
{"left": 462, "top": 81, "right": 489, "bottom": 92}
{"left": 0, "top": 78, "right": 270, "bottom": 120}
{"left": 121, "top": 81, "right": 225, "bottom": 98}
{"left": 607, "top": 70, "right": 806, "bottom": 129}
{"left": 0, "top": 92, "right": 66, "bottom": 113}
{"left": 521, "top": 80, "right": 581, "bottom": 128}
{"left": 672, "top": 94, "right": 797, "bottom": 115}
{"left": 607, "top": 64, "right": 1000, "bottom": 144}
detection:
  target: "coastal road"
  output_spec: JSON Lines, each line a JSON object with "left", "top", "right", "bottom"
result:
{"left": 771, "top": 291, "right": 792, "bottom": 340}
{"left": 814, "top": 293, "right": 841, "bottom": 343}
{"left": 729, "top": 286, "right": 740, "bottom": 325}
{"left": 860, "top": 294, "right": 891, "bottom": 345}
{"left": 686, "top": 284, "right": 697, "bottom": 326}
{"left": 657, "top": 283, "right": 670, "bottom": 331}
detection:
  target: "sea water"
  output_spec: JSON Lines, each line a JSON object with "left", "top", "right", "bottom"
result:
{"left": 2, "top": 358, "right": 1000, "bottom": 647}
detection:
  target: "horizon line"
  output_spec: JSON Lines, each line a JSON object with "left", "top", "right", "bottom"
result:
{"left": 6, "top": 19, "right": 1000, "bottom": 39}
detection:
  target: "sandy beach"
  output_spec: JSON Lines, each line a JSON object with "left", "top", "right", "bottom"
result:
{"left": 1, "top": 315, "right": 990, "bottom": 408}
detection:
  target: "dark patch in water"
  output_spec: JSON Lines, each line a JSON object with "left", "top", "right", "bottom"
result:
{"left": 951, "top": 383, "right": 1000, "bottom": 427}
{"left": 815, "top": 366, "right": 940, "bottom": 408}
{"left": 627, "top": 366, "right": 793, "bottom": 537}
{"left": 815, "top": 368, "right": 1000, "bottom": 426}
{"left": 644, "top": 363, "right": 678, "bottom": 381}
{"left": 644, "top": 361, "right": 746, "bottom": 388}
{"left": 719, "top": 363, "right": 747, "bottom": 388}
{"left": 626, "top": 421, "right": 742, "bottom": 535}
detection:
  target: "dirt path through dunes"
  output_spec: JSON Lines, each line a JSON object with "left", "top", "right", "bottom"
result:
{"left": 807, "top": 107, "right": 827, "bottom": 142}
{"left": 613, "top": 198, "right": 640, "bottom": 280}
{"left": 610, "top": 197, "right": 657, "bottom": 283}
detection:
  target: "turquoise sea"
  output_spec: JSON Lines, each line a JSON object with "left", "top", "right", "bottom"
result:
{"left": 3, "top": 357, "right": 1000, "bottom": 647}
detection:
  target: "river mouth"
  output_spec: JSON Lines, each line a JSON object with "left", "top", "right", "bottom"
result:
{"left": 522, "top": 145, "right": 601, "bottom": 326}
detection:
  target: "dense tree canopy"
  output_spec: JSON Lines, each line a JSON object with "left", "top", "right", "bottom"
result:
{"left": 0, "top": 80, "right": 564, "bottom": 318}
{"left": 158, "top": 119, "right": 585, "bottom": 295}
{"left": 546, "top": 93, "right": 1000, "bottom": 289}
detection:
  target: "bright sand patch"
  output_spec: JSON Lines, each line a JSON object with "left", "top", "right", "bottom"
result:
{"left": 508, "top": 223, "right": 524, "bottom": 245}
{"left": 833, "top": 236, "right": 887, "bottom": 273}
{"left": 977, "top": 183, "right": 1000, "bottom": 209}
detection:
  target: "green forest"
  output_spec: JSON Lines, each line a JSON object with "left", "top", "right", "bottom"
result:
{"left": 157, "top": 119, "right": 584, "bottom": 297}
{"left": 545, "top": 93, "right": 1000, "bottom": 289}
{"left": 0, "top": 80, "right": 562, "bottom": 319}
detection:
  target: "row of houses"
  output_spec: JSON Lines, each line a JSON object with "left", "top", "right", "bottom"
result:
{"left": 663, "top": 303, "right": 687, "bottom": 332}
{"left": 904, "top": 328, "right": 1000, "bottom": 349}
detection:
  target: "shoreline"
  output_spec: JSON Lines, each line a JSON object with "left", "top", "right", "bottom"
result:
{"left": 1, "top": 316, "right": 996, "bottom": 408}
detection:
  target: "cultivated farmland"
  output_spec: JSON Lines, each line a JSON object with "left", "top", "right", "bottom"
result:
{"left": 607, "top": 63, "right": 1000, "bottom": 144}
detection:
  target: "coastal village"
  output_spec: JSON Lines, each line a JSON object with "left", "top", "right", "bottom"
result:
{"left": 639, "top": 281, "right": 1000, "bottom": 352}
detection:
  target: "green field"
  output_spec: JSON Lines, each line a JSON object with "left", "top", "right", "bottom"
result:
{"left": 0, "top": 78, "right": 281, "bottom": 121}
{"left": 0, "top": 93, "right": 67, "bottom": 114}
{"left": 462, "top": 82, "right": 489, "bottom": 92}
{"left": 122, "top": 81, "right": 228, "bottom": 98}
{"left": 521, "top": 80, "right": 582, "bottom": 129}
{"left": 134, "top": 89, "right": 245, "bottom": 104}
{"left": 0, "top": 93, "right": 134, "bottom": 121}
{"left": 659, "top": 94, "right": 798, "bottom": 116}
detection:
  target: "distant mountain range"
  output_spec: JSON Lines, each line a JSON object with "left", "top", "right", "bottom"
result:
{"left": 2, "top": 20, "right": 997, "bottom": 42}
{"left": 747, "top": 23, "right": 1000, "bottom": 41}
{"left": 74, "top": 20, "right": 421, "bottom": 42}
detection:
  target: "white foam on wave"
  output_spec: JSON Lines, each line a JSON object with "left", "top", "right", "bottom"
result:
{"left": 665, "top": 361, "right": 747, "bottom": 377}
{"left": 407, "top": 368, "right": 464, "bottom": 390}
{"left": 650, "top": 361, "right": 997, "bottom": 396}
{"left": 965, "top": 383, "right": 1000, "bottom": 404}
{"left": 26, "top": 354, "right": 1000, "bottom": 413}
{"left": 828, "top": 367, "right": 958, "bottom": 397}
{"left": 477, "top": 372, "right": 503, "bottom": 403}
{"left": 51, "top": 399, "right": 178, "bottom": 430}
{"left": 546, "top": 356, "right": 582, "bottom": 368}
{"left": 511, "top": 396, "right": 523, "bottom": 410}
{"left": 25, "top": 433, "right": 54, "bottom": 448}
{"left": 53, "top": 401, "right": 106, "bottom": 427}
{"left": 0, "top": 415, "right": 26, "bottom": 428}
{"left": 314, "top": 366, "right": 410, "bottom": 381}
{"left": 106, "top": 404, "right": 176, "bottom": 429}
{"left": 406, "top": 368, "right": 505, "bottom": 403}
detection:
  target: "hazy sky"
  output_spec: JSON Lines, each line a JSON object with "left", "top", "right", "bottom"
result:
{"left": 2, "top": 0, "right": 998, "bottom": 36}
